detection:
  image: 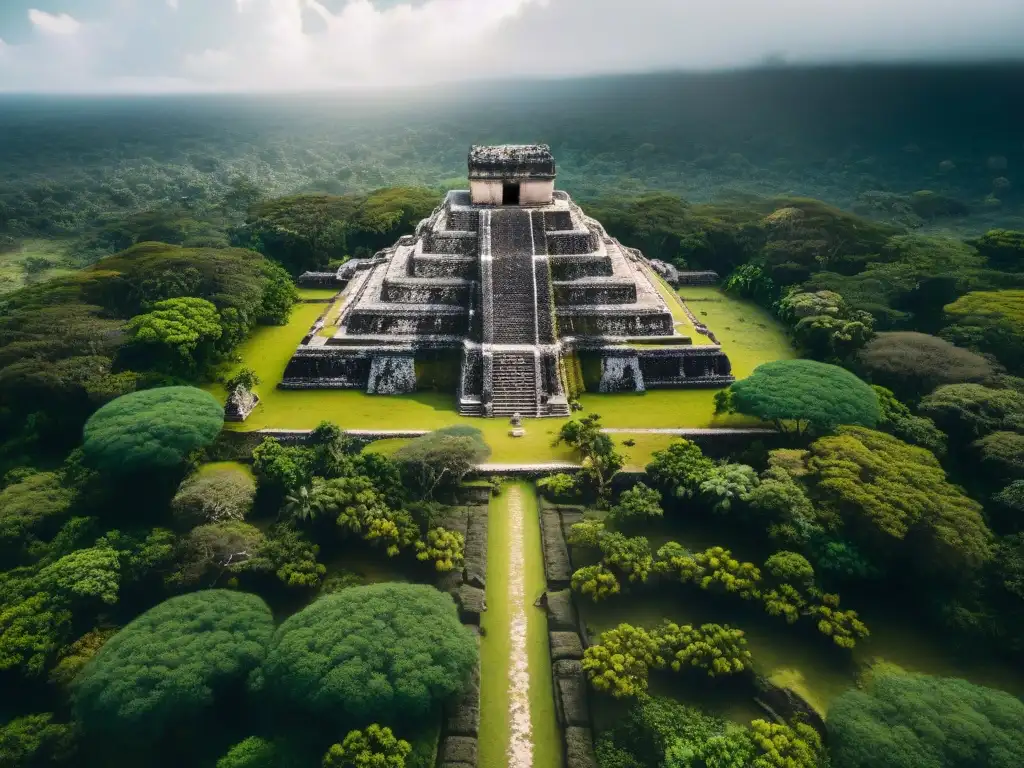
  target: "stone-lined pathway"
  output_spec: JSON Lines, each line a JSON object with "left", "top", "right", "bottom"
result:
{"left": 506, "top": 485, "right": 533, "bottom": 767}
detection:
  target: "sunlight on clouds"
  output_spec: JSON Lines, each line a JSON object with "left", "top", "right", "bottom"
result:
{"left": 27, "top": 9, "right": 81, "bottom": 36}
{"left": 0, "top": 0, "right": 1022, "bottom": 92}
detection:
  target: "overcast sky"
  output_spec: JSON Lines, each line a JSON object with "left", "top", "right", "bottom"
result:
{"left": 1, "top": 0, "right": 1023, "bottom": 93}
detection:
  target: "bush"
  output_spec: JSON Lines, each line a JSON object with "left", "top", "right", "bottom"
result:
{"left": 393, "top": 427, "right": 491, "bottom": 499}
{"left": 72, "top": 590, "right": 273, "bottom": 742}
{"left": 251, "top": 583, "right": 477, "bottom": 729}
{"left": 858, "top": 332, "right": 993, "bottom": 400}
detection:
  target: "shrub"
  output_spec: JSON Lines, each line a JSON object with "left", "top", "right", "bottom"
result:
{"left": 170, "top": 467, "right": 256, "bottom": 528}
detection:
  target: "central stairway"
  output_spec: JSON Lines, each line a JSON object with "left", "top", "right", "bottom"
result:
{"left": 490, "top": 350, "right": 539, "bottom": 417}
{"left": 489, "top": 209, "right": 538, "bottom": 345}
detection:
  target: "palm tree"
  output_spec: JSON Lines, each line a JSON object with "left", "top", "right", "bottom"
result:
{"left": 283, "top": 485, "right": 315, "bottom": 522}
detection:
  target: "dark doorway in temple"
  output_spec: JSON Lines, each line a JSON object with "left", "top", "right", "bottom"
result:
{"left": 502, "top": 182, "right": 521, "bottom": 205}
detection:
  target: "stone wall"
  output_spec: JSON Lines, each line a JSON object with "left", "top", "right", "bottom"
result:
{"left": 538, "top": 498, "right": 598, "bottom": 768}
{"left": 599, "top": 356, "right": 646, "bottom": 393}
{"left": 436, "top": 504, "right": 488, "bottom": 768}
{"left": 366, "top": 356, "right": 417, "bottom": 394}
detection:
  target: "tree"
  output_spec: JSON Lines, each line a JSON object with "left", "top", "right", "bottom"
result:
{"left": 216, "top": 737, "right": 279, "bottom": 768}
{"left": 125, "top": 297, "right": 223, "bottom": 373}
{"left": 167, "top": 521, "right": 266, "bottom": 589}
{"left": 258, "top": 259, "right": 298, "bottom": 325}
{"left": 567, "top": 519, "right": 606, "bottom": 548}
{"left": 656, "top": 621, "right": 753, "bottom": 677}
{"left": 251, "top": 438, "right": 314, "bottom": 498}
{"left": 600, "top": 533, "right": 654, "bottom": 583}
{"left": 49, "top": 628, "right": 117, "bottom": 690}
{"left": 170, "top": 466, "right": 255, "bottom": 529}
{"left": 0, "top": 713, "right": 74, "bottom": 768}
{"left": 973, "top": 430, "right": 1024, "bottom": 483}
{"left": 778, "top": 290, "right": 875, "bottom": 359}
{"left": 645, "top": 439, "right": 714, "bottom": 498}
{"left": 393, "top": 426, "right": 491, "bottom": 499}
{"left": 249, "top": 524, "right": 326, "bottom": 588}
{"left": 971, "top": 229, "right": 1024, "bottom": 271}
{"left": 943, "top": 290, "right": 1024, "bottom": 374}
{"left": 251, "top": 583, "right": 477, "bottom": 728}
{"left": 828, "top": 667, "right": 1024, "bottom": 768}
{"left": 415, "top": 527, "right": 465, "bottom": 572}
{"left": 763, "top": 551, "right": 815, "bottom": 587}
{"left": 656, "top": 545, "right": 762, "bottom": 600}
{"left": 0, "top": 471, "right": 75, "bottom": 564}
{"left": 806, "top": 427, "right": 992, "bottom": 573}
{"left": 554, "top": 414, "right": 624, "bottom": 501}
{"left": 82, "top": 387, "right": 223, "bottom": 473}
{"left": 857, "top": 332, "right": 993, "bottom": 400}
{"left": 715, "top": 360, "right": 879, "bottom": 435}
{"left": 72, "top": 590, "right": 274, "bottom": 742}
{"left": 919, "top": 383, "right": 1024, "bottom": 443}
{"left": 323, "top": 724, "right": 411, "bottom": 768}
{"left": 873, "top": 386, "right": 947, "bottom": 457}
{"left": 37, "top": 546, "right": 121, "bottom": 608}
{"left": 538, "top": 473, "right": 577, "bottom": 501}
{"left": 571, "top": 564, "right": 621, "bottom": 601}
{"left": 698, "top": 463, "right": 759, "bottom": 514}
{"left": 0, "top": 594, "right": 72, "bottom": 676}
{"left": 746, "top": 719, "right": 823, "bottom": 768}
{"left": 582, "top": 624, "right": 663, "bottom": 697}
{"left": 609, "top": 483, "right": 663, "bottom": 525}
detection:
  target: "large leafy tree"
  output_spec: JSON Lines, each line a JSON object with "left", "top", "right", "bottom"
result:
{"left": 645, "top": 439, "right": 714, "bottom": 498}
{"left": 72, "top": 590, "right": 273, "bottom": 743}
{"left": 857, "top": 332, "right": 993, "bottom": 400}
{"left": 716, "top": 360, "right": 880, "bottom": 435}
{"left": 82, "top": 387, "right": 224, "bottom": 473}
{"left": 828, "top": 668, "right": 1024, "bottom": 768}
{"left": 393, "top": 426, "right": 491, "bottom": 499}
{"left": 170, "top": 466, "right": 256, "bottom": 529}
{"left": 554, "top": 414, "right": 624, "bottom": 501}
{"left": 777, "top": 289, "right": 875, "bottom": 359}
{"left": 804, "top": 427, "right": 992, "bottom": 574}
{"left": 919, "top": 384, "right": 1024, "bottom": 444}
{"left": 942, "top": 290, "right": 1024, "bottom": 373}
{"left": 124, "top": 297, "right": 223, "bottom": 373}
{"left": 251, "top": 583, "right": 477, "bottom": 728}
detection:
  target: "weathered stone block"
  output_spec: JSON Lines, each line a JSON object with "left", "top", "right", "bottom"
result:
{"left": 440, "top": 736, "right": 477, "bottom": 765}
{"left": 556, "top": 670, "right": 591, "bottom": 727}
{"left": 464, "top": 510, "right": 488, "bottom": 589}
{"left": 550, "top": 631, "right": 583, "bottom": 661}
{"left": 542, "top": 589, "right": 578, "bottom": 632}
{"left": 553, "top": 659, "right": 583, "bottom": 678}
{"left": 454, "top": 585, "right": 486, "bottom": 625}
{"left": 445, "top": 662, "right": 480, "bottom": 737}
{"left": 541, "top": 509, "right": 573, "bottom": 587}
{"left": 436, "top": 507, "right": 470, "bottom": 541}
{"left": 565, "top": 727, "right": 598, "bottom": 768}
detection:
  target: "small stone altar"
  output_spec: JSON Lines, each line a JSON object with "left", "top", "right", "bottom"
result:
{"left": 280, "top": 144, "right": 734, "bottom": 416}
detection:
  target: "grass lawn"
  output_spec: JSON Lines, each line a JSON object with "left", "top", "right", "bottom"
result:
{"left": 209, "top": 288, "right": 794, "bottom": 463}
{"left": 479, "top": 483, "right": 562, "bottom": 768}
{"left": 195, "top": 460, "right": 254, "bottom": 481}
{"left": 297, "top": 287, "right": 341, "bottom": 301}
{"left": 0, "top": 239, "right": 77, "bottom": 295}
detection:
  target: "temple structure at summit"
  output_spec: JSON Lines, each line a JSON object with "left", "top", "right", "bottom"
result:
{"left": 283, "top": 145, "right": 734, "bottom": 417}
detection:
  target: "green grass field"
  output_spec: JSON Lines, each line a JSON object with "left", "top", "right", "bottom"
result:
{"left": 0, "top": 239, "right": 77, "bottom": 294}
{"left": 297, "top": 287, "right": 341, "bottom": 301}
{"left": 479, "top": 483, "right": 562, "bottom": 768}
{"left": 208, "top": 288, "right": 795, "bottom": 463}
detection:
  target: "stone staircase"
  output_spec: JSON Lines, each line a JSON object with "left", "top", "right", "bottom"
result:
{"left": 491, "top": 350, "right": 540, "bottom": 417}
{"left": 488, "top": 209, "right": 537, "bottom": 345}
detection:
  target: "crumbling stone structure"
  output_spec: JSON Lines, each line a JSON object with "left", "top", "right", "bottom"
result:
{"left": 282, "top": 145, "right": 733, "bottom": 417}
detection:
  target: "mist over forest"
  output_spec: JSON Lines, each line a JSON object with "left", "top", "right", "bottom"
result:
{"left": 6, "top": 64, "right": 1024, "bottom": 768}
{"left": 2, "top": 65, "right": 1022, "bottom": 257}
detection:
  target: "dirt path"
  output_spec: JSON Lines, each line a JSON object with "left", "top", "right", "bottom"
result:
{"left": 506, "top": 484, "right": 534, "bottom": 767}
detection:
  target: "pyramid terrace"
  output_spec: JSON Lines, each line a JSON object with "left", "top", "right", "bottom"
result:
{"left": 284, "top": 145, "right": 734, "bottom": 417}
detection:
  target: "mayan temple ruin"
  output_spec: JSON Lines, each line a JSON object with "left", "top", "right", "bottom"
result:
{"left": 283, "top": 145, "right": 734, "bottom": 417}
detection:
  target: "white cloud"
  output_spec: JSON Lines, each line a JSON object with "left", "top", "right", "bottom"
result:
{"left": 0, "top": 0, "right": 1023, "bottom": 92}
{"left": 27, "top": 9, "right": 81, "bottom": 36}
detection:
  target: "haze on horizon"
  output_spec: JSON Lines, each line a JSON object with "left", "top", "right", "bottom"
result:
{"left": 1, "top": 0, "right": 1023, "bottom": 94}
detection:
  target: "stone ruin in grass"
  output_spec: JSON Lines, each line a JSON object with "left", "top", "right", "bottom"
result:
{"left": 284, "top": 144, "right": 734, "bottom": 417}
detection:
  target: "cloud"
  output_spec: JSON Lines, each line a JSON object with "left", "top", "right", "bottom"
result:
{"left": 0, "top": 0, "right": 1023, "bottom": 92}
{"left": 27, "top": 9, "right": 81, "bottom": 36}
